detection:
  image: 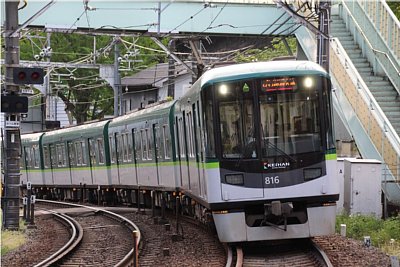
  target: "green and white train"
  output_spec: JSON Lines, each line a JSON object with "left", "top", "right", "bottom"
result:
{"left": 21, "top": 61, "right": 339, "bottom": 242}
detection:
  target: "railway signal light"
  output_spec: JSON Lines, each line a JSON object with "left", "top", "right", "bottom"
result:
{"left": 1, "top": 95, "right": 29, "bottom": 113}
{"left": 13, "top": 67, "right": 44, "bottom": 84}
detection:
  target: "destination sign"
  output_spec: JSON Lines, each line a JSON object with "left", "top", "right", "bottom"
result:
{"left": 261, "top": 77, "right": 297, "bottom": 92}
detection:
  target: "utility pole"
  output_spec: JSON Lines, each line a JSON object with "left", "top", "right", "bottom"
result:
{"left": 2, "top": 0, "right": 22, "bottom": 230}
{"left": 167, "top": 39, "right": 176, "bottom": 99}
{"left": 317, "top": 1, "right": 331, "bottom": 72}
{"left": 113, "top": 37, "right": 122, "bottom": 116}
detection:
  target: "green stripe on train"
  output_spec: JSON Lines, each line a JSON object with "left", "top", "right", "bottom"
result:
{"left": 325, "top": 153, "right": 337, "bottom": 160}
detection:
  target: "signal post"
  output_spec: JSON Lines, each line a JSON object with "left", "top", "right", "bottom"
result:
{"left": 2, "top": 1, "right": 43, "bottom": 230}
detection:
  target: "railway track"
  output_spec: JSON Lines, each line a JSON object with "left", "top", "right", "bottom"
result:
{"left": 34, "top": 200, "right": 140, "bottom": 267}
{"left": 231, "top": 239, "right": 333, "bottom": 267}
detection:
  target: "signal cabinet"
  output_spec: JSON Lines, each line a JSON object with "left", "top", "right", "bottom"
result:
{"left": 343, "top": 158, "right": 382, "bottom": 218}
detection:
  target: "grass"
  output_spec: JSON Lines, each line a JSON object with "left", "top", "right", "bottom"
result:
{"left": 336, "top": 214, "right": 400, "bottom": 257}
{"left": 1, "top": 210, "right": 27, "bottom": 256}
{"left": 1, "top": 229, "right": 26, "bottom": 256}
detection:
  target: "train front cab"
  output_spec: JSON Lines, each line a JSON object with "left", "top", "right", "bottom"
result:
{"left": 201, "top": 64, "right": 339, "bottom": 242}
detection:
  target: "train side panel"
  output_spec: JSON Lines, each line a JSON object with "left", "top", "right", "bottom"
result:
{"left": 70, "top": 168, "right": 93, "bottom": 186}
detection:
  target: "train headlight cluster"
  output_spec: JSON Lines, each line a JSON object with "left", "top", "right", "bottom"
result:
{"left": 303, "top": 168, "right": 322, "bottom": 180}
{"left": 225, "top": 173, "right": 244, "bottom": 185}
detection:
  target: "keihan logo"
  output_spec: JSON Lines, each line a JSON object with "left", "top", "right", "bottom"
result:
{"left": 263, "top": 162, "right": 290, "bottom": 170}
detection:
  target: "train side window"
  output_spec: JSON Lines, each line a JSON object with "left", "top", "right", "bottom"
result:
{"left": 56, "top": 144, "right": 61, "bottom": 167}
{"left": 162, "top": 125, "right": 171, "bottom": 159}
{"left": 24, "top": 147, "right": 32, "bottom": 168}
{"left": 20, "top": 148, "right": 26, "bottom": 169}
{"left": 126, "top": 133, "right": 133, "bottom": 162}
{"left": 109, "top": 135, "right": 116, "bottom": 164}
{"left": 43, "top": 146, "right": 50, "bottom": 168}
{"left": 75, "top": 141, "right": 87, "bottom": 166}
{"left": 89, "top": 138, "right": 97, "bottom": 166}
{"left": 97, "top": 138, "right": 105, "bottom": 164}
{"left": 32, "top": 145, "right": 40, "bottom": 168}
{"left": 141, "top": 129, "right": 147, "bottom": 160}
{"left": 178, "top": 117, "right": 185, "bottom": 158}
{"left": 68, "top": 142, "right": 76, "bottom": 166}
{"left": 81, "top": 141, "right": 87, "bottom": 165}
{"left": 56, "top": 144, "right": 66, "bottom": 167}
{"left": 202, "top": 88, "right": 216, "bottom": 157}
{"left": 134, "top": 129, "right": 141, "bottom": 162}
{"left": 146, "top": 128, "right": 152, "bottom": 160}
{"left": 154, "top": 125, "right": 162, "bottom": 160}
{"left": 50, "top": 145, "right": 57, "bottom": 168}
{"left": 75, "top": 142, "right": 82, "bottom": 166}
{"left": 122, "top": 133, "right": 129, "bottom": 162}
{"left": 116, "top": 134, "right": 121, "bottom": 162}
{"left": 186, "top": 112, "right": 195, "bottom": 158}
{"left": 121, "top": 134, "right": 128, "bottom": 162}
{"left": 194, "top": 102, "right": 202, "bottom": 159}
{"left": 174, "top": 119, "right": 180, "bottom": 159}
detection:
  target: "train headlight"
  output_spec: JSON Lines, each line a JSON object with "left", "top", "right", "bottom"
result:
{"left": 225, "top": 173, "right": 244, "bottom": 185}
{"left": 303, "top": 77, "right": 314, "bottom": 88}
{"left": 219, "top": 84, "right": 228, "bottom": 95}
{"left": 303, "top": 168, "right": 322, "bottom": 180}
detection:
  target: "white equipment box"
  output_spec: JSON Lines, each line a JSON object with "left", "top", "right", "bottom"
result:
{"left": 343, "top": 158, "right": 382, "bottom": 218}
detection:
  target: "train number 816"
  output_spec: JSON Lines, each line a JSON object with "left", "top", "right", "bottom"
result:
{"left": 265, "top": 176, "right": 280, "bottom": 185}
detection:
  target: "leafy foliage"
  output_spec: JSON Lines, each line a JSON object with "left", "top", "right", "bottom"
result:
{"left": 234, "top": 37, "right": 297, "bottom": 62}
{"left": 18, "top": 32, "right": 167, "bottom": 123}
{"left": 336, "top": 214, "right": 400, "bottom": 257}
{"left": 387, "top": 2, "right": 400, "bottom": 19}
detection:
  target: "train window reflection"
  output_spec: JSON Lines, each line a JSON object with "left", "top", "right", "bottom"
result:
{"left": 260, "top": 89, "right": 322, "bottom": 157}
{"left": 217, "top": 81, "right": 255, "bottom": 159}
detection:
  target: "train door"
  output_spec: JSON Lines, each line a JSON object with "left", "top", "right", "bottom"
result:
{"left": 191, "top": 104, "right": 202, "bottom": 196}
{"left": 152, "top": 123, "right": 161, "bottom": 185}
{"left": 180, "top": 112, "right": 191, "bottom": 189}
{"left": 186, "top": 104, "right": 201, "bottom": 195}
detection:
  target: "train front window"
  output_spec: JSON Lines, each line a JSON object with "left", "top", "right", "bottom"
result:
{"left": 217, "top": 81, "right": 255, "bottom": 159}
{"left": 259, "top": 76, "right": 322, "bottom": 158}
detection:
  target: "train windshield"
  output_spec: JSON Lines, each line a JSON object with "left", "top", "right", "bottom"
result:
{"left": 214, "top": 75, "right": 323, "bottom": 159}
{"left": 218, "top": 81, "right": 255, "bottom": 159}
{"left": 259, "top": 76, "right": 322, "bottom": 158}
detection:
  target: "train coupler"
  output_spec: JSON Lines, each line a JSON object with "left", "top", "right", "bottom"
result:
{"left": 262, "top": 201, "right": 293, "bottom": 231}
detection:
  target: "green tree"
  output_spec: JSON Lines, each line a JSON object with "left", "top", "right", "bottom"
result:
{"left": 234, "top": 37, "right": 297, "bottom": 62}
{"left": 18, "top": 32, "right": 166, "bottom": 124}
{"left": 387, "top": 2, "right": 400, "bottom": 19}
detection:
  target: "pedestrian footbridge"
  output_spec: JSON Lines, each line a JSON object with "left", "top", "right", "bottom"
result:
{"left": 297, "top": 1, "right": 400, "bottom": 206}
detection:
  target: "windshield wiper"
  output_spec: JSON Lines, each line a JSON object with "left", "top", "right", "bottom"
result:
{"left": 263, "top": 139, "right": 297, "bottom": 163}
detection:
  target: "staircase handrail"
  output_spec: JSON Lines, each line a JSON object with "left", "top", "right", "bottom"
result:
{"left": 330, "top": 37, "right": 400, "bottom": 156}
{"left": 339, "top": 1, "right": 400, "bottom": 95}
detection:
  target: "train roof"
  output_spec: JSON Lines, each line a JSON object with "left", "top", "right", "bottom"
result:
{"left": 109, "top": 100, "right": 176, "bottom": 127}
{"left": 41, "top": 119, "right": 110, "bottom": 143}
{"left": 21, "top": 132, "right": 45, "bottom": 144}
{"left": 199, "top": 60, "right": 329, "bottom": 87}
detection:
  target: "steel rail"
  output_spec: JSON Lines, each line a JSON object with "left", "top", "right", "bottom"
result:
{"left": 36, "top": 199, "right": 141, "bottom": 267}
{"left": 311, "top": 239, "right": 334, "bottom": 267}
{"left": 33, "top": 210, "right": 83, "bottom": 267}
